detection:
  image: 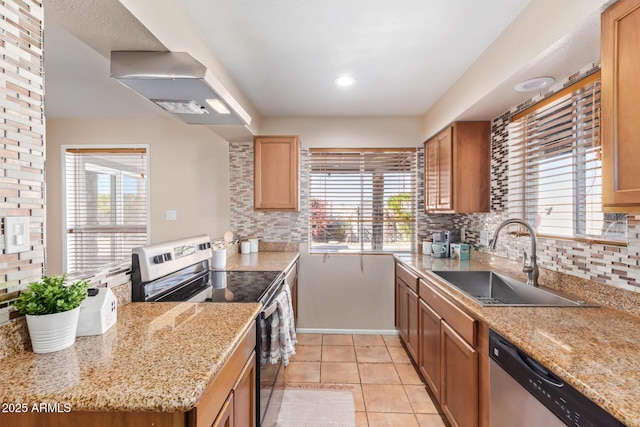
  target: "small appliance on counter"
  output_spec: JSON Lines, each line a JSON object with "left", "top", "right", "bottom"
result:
{"left": 432, "top": 230, "right": 459, "bottom": 258}
{"left": 76, "top": 287, "right": 117, "bottom": 337}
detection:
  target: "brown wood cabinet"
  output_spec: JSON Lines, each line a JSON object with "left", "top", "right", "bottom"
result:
{"left": 254, "top": 135, "right": 300, "bottom": 211}
{"left": 441, "top": 322, "right": 479, "bottom": 427}
{"left": 419, "top": 277, "right": 478, "bottom": 427}
{"left": 395, "top": 260, "right": 487, "bottom": 427}
{"left": 212, "top": 394, "right": 234, "bottom": 427}
{"left": 601, "top": 0, "right": 640, "bottom": 212}
{"left": 395, "top": 263, "right": 419, "bottom": 361}
{"left": 418, "top": 298, "right": 441, "bottom": 400}
{"left": 424, "top": 122, "right": 490, "bottom": 213}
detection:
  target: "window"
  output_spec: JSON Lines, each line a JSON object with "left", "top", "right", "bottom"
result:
{"left": 309, "top": 149, "right": 417, "bottom": 253}
{"left": 64, "top": 147, "right": 149, "bottom": 273}
{"left": 507, "top": 72, "right": 627, "bottom": 243}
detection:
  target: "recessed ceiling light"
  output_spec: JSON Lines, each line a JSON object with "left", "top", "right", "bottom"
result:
{"left": 335, "top": 76, "right": 356, "bottom": 87}
{"left": 514, "top": 77, "right": 555, "bottom": 92}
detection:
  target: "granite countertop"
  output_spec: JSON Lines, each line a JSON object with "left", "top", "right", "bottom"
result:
{"left": 0, "top": 302, "right": 261, "bottom": 413}
{"left": 395, "top": 254, "right": 640, "bottom": 427}
{"left": 221, "top": 251, "right": 299, "bottom": 272}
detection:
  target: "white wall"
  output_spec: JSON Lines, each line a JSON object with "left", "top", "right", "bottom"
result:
{"left": 261, "top": 116, "right": 423, "bottom": 148}
{"left": 422, "top": 0, "right": 610, "bottom": 139}
{"left": 261, "top": 116, "right": 422, "bottom": 332}
{"left": 45, "top": 118, "right": 231, "bottom": 274}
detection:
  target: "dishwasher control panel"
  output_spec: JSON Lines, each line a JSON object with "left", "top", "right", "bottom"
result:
{"left": 489, "top": 330, "right": 625, "bottom": 427}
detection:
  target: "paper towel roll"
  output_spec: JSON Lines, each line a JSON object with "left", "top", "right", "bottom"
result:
{"left": 212, "top": 249, "right": 226, "bottom": 269}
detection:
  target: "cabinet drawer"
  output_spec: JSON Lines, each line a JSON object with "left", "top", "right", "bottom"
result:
{"left": 419, "top": 278, "right": 476, "bottom": 346}
{"left": 396, "top": 263, "right": 419, "bottom": 293}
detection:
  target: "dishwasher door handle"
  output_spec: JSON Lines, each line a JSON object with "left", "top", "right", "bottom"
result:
{"left": 516, "top": 349, "right": 564, "bottom": 387}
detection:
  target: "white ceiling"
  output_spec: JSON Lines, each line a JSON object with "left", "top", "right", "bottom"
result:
{"left": 176, "top": 0, "right": 532, "bottom": 116}
{"left": 43, "top": 0, "right": 603, "bottom": 124}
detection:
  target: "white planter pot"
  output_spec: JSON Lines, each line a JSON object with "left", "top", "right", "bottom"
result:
{"left": 25, "top": 307, "right": 80, "bottom": 354}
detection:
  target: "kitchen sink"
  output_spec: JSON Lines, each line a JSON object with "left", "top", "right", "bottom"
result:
{"left": 431, "top": 271, "right": 597, "bottom": 307}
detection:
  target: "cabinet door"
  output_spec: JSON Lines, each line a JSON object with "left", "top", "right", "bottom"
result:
{"left": 435, "top": 128, "right": 453, "bottom": 211}
{"left": 233, "top": 352, "right": 256, "bottom": 427}
{"left": 212, "top": 393, "right": 234, "bottom": 427}
{"left": 424, "top": 139, "right": 439, "bottom": 211}
{"left": 397, "top": 279, "right": 409, "bottom": 342}
{"left": 254, "top": 136, "right": 299, "bottom": 211}
{"left": 418, "top": 299, "right": 442, "bottom": 401}
{"left": 406, "top": 286, "right": 419, "bottom": 362}
{"left": 424, "top": 126, "right": 453, "bottom": 212}
{"left": 601, "top": 0, "right": 640, "bottom": 211}
{"left": 441, "top": 321, "right": 478, "bottom": 427}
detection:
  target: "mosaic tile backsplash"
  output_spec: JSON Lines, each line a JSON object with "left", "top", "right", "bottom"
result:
{"left": 229, "top": 141, "right": 310, "bottom": 242}
{"left": 0, "top": 0, "right": 45, "bottom": 324}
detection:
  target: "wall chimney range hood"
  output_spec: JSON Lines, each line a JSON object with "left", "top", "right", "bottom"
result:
{"left": 111, "top": 51, "right": 251, "bottom": 126}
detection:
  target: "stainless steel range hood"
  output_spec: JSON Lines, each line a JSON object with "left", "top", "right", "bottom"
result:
{"left": 111, "top": 51, "right": 251, "bottom": 126}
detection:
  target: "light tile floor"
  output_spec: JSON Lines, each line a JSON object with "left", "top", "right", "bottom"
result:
{"left": 285, "top": 333, "right": 448, "bottom": 427}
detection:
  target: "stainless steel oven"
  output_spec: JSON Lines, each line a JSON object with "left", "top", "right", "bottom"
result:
{"left": 131, "top": 235, "right": 287, "bottom": 427}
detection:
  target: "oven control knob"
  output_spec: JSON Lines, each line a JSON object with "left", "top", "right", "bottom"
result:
{"left": 153, "top": 255, "right": 164, "bottom": 264}
{"left": 163, "top": 253, "right": 172, "bottom": 261}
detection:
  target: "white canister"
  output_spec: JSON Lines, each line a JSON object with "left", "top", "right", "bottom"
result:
{"left": 212, "top": 249, "right": 227, "bottom": 269}
{"left": 240, "top": 241, "right": 251, "bottom": 254}
{"left": 249, "top": 238, "right": 259, "bottom": 253}
{"left": 422, "top": 241, "right": 432, "bottom": 256}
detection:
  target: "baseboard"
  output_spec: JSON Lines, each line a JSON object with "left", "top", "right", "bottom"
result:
{"left": 296, "top": 328, "right": 399, "bottom": 335}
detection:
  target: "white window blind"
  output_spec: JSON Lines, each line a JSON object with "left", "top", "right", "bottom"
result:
{"left": 507, "top": 73, "right": 627, "bottom": 243}
{"left": 309, "top": 149, "right": 416, "bottom": 253}
{"left": 64, "top": 147, "right": 149, "bottom": 273}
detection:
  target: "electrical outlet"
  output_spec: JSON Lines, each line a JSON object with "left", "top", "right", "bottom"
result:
{"left": 480, "top": 230, "right": 491, "bottom": 246}
{"left": 165, "top": 210, "right": 177, "bottom": 221}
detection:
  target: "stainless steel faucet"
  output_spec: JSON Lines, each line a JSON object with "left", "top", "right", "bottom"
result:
{"left": 490, "top": 218, "right": 539, "bottom": 287}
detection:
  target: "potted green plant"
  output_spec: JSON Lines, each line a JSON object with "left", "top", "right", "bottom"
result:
{"left": 13, "top": 275, "right": 89, "bottom": 354}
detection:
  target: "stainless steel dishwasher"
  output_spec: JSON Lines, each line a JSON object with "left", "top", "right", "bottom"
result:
{"left": 489, "top": 329, "right": 625, "bottom": 427}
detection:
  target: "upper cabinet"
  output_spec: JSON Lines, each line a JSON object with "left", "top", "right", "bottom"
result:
{"left": 601, "top": 0, "right": 640, "bottom": 212}
{"left": 254, "top": 136, "right": 300, "bottom": 211}
{"left": 424, "top": 122, "right": 490, "bottom": 214}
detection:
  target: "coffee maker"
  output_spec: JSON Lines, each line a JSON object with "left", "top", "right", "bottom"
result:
{"left": 431, "top": 230, "right": 459, "bottom": 258}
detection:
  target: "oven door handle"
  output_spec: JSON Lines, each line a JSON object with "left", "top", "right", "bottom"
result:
{"left": 262, "top": 299, "right": 279, "bottom": 318}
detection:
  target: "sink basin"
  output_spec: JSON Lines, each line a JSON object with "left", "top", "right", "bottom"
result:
{"left": 431, "top": 271, "right": 597, "bottom": 307}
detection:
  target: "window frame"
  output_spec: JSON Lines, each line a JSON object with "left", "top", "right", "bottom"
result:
{"left": 507, "top": 72, "right": 627, "bottom": 246}
{"left": 61, "top": 145, "right": 151, "bottom": 273}
{"left": 308, "top": 148, "right": 417, "bottom": 254}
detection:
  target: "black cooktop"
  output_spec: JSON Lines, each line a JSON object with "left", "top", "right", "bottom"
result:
{"left": 209, "top": 270, "right": 283, "bottom": 304}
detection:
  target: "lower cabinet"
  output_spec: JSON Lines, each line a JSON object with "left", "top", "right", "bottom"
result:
{"left": 396, "top": 261, "right": 484, "bottom": 427}
{"left": 196, "top": 325, "right": 257, "bottom": 427}
{"left": 418, "top": 299, "right": 441, "bottom": 401}
{"left": 213, "top": 350, "right": 256, "bottom": 427}
{"left": 395, "top": 264, "right": 420, "bottom": 362}
{"left": 441, "top": 322, "right": 479, "bottom": 427}
{"left": 212, "top": 394, "right": 234, "bottom": 427}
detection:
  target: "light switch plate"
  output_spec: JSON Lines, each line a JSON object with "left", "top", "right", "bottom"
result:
{"left": 4, "top": 216, "right": 29, "bottom": 254}
{"left": 165, "top": 210, "right": 177, "bottom": 221}
{"left": 480, "top": 230, "right": 491, "bottom": 246}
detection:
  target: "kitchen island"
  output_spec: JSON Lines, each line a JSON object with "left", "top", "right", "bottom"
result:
{"left": 395, "top": 254, "right": 640, "bottom": 427}
{"left": 0, "top": 302, "right": 261, "bottom": 426}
